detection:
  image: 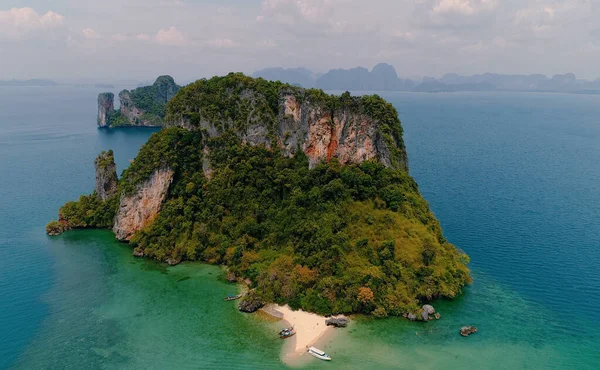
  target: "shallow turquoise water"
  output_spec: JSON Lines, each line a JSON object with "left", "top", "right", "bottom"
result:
{"left": 1, "top": 87, "right": 599, "bottom": 369}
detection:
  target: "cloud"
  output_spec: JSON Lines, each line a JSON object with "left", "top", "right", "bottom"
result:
{"left": 0, "top": 7, "right": 64, "bottom": 38}
{"left": 259, "top": 0, "right": 336, "bottom": 24}
{"left": 256, "top": 39, "right": 277, "bottom": 49}
{"left": 433, "top": 0, "right": 496, "bottom": 15}
{"left": 155, "top": 26, "right": 187, "bottom": 46}
{"left": 206, "top": 38, "right": 239, "bottom": 49}
{"left": 81, "top": 28, "right": 102, "bottom": 40}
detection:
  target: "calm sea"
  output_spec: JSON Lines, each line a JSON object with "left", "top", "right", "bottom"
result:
{"left": 1, "top": 87, "right": 599, "bottom": 369}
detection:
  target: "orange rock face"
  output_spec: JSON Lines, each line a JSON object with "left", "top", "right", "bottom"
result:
{"left": 282, "top": 95, "right": 380, "bottom": 169}
{"left": 113, "top": 167, "right": 175, "bottom": 241}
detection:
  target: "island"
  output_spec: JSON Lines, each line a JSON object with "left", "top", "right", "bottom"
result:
{"left": 49, "top": 73, "right": 471, "bottom": 320}
{"left": 97, "top": 75, "right": 180, "bottom": 128}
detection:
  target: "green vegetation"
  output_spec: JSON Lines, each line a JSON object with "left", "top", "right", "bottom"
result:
{"left": 46, "top": 193, "right": 118, "bottom": 232}
{"left": 125, "top": 128, "right": 470, "bottom": 316}
{"left": 129, "top": 76, "right": 180, "bottom": 118}
{"left": 54, "top": 74, "right": 470, "bottom": 316}
{"left": 107, "top": 111, "right": 133, "bottom": 127}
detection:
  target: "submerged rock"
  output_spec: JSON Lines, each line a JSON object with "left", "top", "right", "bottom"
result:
{"left": 460, "top": 326, "right": 478, "bottom": 337}
{"left": 326, "top": 316, "right": 349, "bottom": 327}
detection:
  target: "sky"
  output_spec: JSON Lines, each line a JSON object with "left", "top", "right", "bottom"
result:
{"left": 0, "top": 0, "right": 599, "bottom": 82}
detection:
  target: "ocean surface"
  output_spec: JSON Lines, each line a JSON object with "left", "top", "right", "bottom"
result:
{"left": 1, "top": 87, "right": 599, "bottom": 369}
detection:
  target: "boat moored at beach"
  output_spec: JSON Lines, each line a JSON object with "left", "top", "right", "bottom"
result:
{"left": 279, "top": 326, "right": 296, "bottom": 339}
{"left": 224, "top": 294, "right": 242, "bottom": 301}
{"left": 308, "top": 346, "right": 331, "bottom": 361}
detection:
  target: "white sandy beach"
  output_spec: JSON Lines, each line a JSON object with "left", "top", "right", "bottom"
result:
{"left": 261, "top": 304, "right": 333, "bottom": 356}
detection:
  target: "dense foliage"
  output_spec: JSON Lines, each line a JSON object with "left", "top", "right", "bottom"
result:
{"left": 46, "top": 193, "right": 118, "bottom": 233}
{"left": 126, "top": 127, "right": 470, "bottom": 316}
{"left": 52, "top": 74, "right": 470, "bottom": 316}
{"left": 127, "top": 75, "right": 180, "bottom": 119}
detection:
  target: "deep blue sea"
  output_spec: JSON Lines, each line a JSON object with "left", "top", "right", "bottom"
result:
{"left": 1, "top": 87, "right": 599, "bottom": 369}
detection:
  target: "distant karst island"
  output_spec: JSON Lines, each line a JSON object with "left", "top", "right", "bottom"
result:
{"left": 0, "top": 79, "right": 58, "bottom": 87}
{"left": 97, "top": 76, "right": 180, "bottom": 128}
{"left": 50, "top": 73, "right": 471, "bottom": 319}
{"left": 254, "top": 64, "right": 600, "bottom": 94}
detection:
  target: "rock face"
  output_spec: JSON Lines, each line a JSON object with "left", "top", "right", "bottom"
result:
{"left": 94, "top": 150, "right": 118, "bottom": 201}
{"left": 279, "top": 94, "right": 403, "bottom": 169}
{"left": 169, "top": 84, "right": 409, "bottom": 172}
{"left": 460, "top": 326, "right": 478, "bottom": 337}
{"left": 238, "top": 292, "right": 264, "bottom": 313}
{"left": 326, "top": 316, "right": 349, "bottom": 327}
{"left": 113, "top": 167, "right": 175, "bottom": 241}
{"left": 97, "top": 93, "right": 115, "bottom": 128}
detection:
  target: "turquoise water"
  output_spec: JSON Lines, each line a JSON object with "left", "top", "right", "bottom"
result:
{"left": 1, "top": 87, "right": 599, "bottom": 369}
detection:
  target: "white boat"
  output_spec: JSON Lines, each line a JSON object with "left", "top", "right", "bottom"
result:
{"left": 308, "top": 346, "right": 331, "bottom": 361}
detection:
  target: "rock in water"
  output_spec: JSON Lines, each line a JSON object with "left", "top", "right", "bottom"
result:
{"left": 97, "top": 93, "right": 115, "bottom": 128}
{"left": 166, "top": 257, "right": 181, "bottom": 266}
{"left": 238, "top": 292, "right": 264, "bottom": 313}
{"left": 421, "top": 304, "right": 435, "bottom": 321}
{"left": 460, "top": 326, "right": 478, "bottom": 337}
{"left": 326, "top": 316, "right": 349, "bottom": 327}
{"left": 94, "top": 150, "right": 118, "bottom": 201}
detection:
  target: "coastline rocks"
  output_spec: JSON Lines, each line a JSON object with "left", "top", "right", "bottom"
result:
{"left": 405, "top": 305, "right": 440, "bottom": 322}
{"left": 46, "top": 220, "right": 71, "bottom": 236}
{"left": 94, "top": 150, "right": 118, "bottom": 201}
{"left": 326, "top": 316, "right": 349, "bottom": 327}
{"left": 460, "top": 326, "right": 478, "bottom": 337}
{"left": 166, "top": 257, "right": 181, "bottom": 266}
{"left": 421, "top": 304, "right": 436, "bottom": 321}
{"left": 238, "top": 291, "right": 264, "bottom": 313}
{"left": 97, "top": 93, "right": 115, "bottom": 128}
{"left": 133, "top": 248, "right": 144, "bottom": 258}
{"left": 227, "top": 271, "right": 237, "bottom": 283}
{"left": 113, "top": 167, "right": 175, "bottom": 241}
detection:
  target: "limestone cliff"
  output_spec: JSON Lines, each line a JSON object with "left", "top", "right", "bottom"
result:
{"left": 113, "top": 167, "right": 175, "bottom": 241}
{"left": 277, "top": 94, "right": 401, "bottom": 169}
{"left": 166, "top": 76, "right": 408, "bottom": 172}
{"left": 97, "top": 75, "right": 180, "bottom": 128}
{"left": 97, "top": 93, "right": 115, "bottom": 128}
{"left": 94, "top": 150, "right": 118, "bottom": 201}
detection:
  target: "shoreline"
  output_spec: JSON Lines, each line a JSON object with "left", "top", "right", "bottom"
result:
{"left": 260, "top": 304, "right": 335, "bottom": 362}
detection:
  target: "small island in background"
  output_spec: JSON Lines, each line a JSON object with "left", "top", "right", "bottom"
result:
{"left": 97, "top": 76, "right": 180, "bottom": 128}
{"left": 49, "top": 73, "right": 471, "bottom": 321}
{"left": 0, "top": 79, "right": 58, "bottom": 87}
{"left": 254, "top": 63, "right": 600, "bottom": 94}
